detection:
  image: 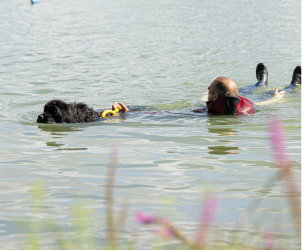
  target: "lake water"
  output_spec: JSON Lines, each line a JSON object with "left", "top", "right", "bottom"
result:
{"left": 0, "top": 0, "right": 301, "bottom": 249}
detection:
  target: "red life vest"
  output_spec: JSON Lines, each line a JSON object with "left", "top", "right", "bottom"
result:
{"left": 206, "top": 95, "right": 258, "bottom": 115}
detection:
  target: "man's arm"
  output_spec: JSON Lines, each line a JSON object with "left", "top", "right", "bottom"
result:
{"left": 255, "top": 88, "right": 285, "bottom": 106}
{"left": 192, "top": 107, "right": 207, "bottom": 113}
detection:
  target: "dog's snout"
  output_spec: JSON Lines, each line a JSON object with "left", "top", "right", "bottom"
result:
{"left": 37, "top": 112, "right": 56, "bottom": 123}
{"left": 37, "top": 114, "right": 44, "bottom": 123}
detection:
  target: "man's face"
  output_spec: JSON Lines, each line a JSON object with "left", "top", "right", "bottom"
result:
{"left": 208, "top": 81, "right": 218, "bottom": 101}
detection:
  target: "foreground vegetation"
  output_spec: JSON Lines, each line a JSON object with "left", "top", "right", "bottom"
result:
{"left": 12, "top": 119, "right": 301, "bottom": 250}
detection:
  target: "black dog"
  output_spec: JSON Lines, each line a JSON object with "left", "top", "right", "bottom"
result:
{"left": 37, "top": 100, "right": 101, "bottom": 123}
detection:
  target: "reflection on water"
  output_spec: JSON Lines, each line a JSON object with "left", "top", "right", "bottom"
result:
{"left": 206, "top": 116, "right": 242, "bottom": 128}
{"left": 55, "top": 147, "right": 87, "bottom": 151}
{"left": 46, "top": 142, "right": 65, "bottom": 147}
{"left": 38, "top": 124, "right": 86, "bottom": 134}
{"left": 206, "top": 117, "right": 239, "bottom": 137}
{"left": 208, "top": 145, "right": 239, "bottom": 155}
{"left": 208, "top": 127, "right": 238, "bottom": 136}
{"left": 206, "top": 117, "right": 240, "bottom": 154}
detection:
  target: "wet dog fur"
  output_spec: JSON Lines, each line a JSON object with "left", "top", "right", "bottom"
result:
{"left": 37, "top": 100, "right": 101, "bottom": 123}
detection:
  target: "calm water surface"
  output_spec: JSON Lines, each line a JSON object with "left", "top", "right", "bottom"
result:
{"left": 0, "top": 0, "right": 301, "bottom": 249}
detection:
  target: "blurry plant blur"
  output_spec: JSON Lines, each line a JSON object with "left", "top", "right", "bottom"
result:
{"left": 21, "top": 119, "right": 300, "bottom": 250}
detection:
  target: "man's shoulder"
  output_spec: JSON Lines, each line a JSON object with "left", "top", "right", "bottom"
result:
{"left": 238, "top": 95, "right": 257, "bottom": 105}
{"left": 237, "top": 95, "right": 258, "bottom": 113}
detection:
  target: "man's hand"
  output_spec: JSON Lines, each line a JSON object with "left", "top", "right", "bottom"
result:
{"left": 192, "top": 107, "right": 207, "bottom": 113}
{"left": 112, "top": 102, "right": 129, "bottom": 112}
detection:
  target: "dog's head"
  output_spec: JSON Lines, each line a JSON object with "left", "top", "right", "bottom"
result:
{"left": 37, "top": 100, "right": 101, "bottom": 123}
{"left": 37, "top": 100, "right": 70, "bottom": 123}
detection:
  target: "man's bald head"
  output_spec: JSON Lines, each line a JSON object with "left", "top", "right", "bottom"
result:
{"left": 208, "top": 76, "right": 238, "bottom": 101}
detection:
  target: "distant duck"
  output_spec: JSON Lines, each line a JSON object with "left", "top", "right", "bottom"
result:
{"left": 31, "top": 0, "right": 38, "bottom": 4}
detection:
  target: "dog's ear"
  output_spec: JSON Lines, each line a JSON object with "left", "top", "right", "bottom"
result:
{"left": 75, "top": 102, "right": 87, "bottom": 110}
{"left": 44, "top": 100, "right": 66, "bottom": 123}
{"left": 44, "top": 100, "right": 60, "bottom": 112}
{"left": 74, "top": 102, "right": 100, "bottom": 122}
{"left": 56, "top": 100, "right": 81, "bottom": 123}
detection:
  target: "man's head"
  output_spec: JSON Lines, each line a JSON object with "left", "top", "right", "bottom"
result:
{"left": 208, "top": 76, "right": 238, "bottom": 101}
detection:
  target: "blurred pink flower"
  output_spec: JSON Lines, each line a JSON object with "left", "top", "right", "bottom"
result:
{"left": 136, "top": 211, "right": 157, "bottom": 224}
{"left": 265, "top": 230, "right": 277, "bottom": 249}
{"left": 160, "top": 218, "right": 170, "bottom": 226}
{"left": 202, "top": 193, "right": 219, "bottom": 224}
{"left": 196, "top": 193, "right": 219, "bottom": 246}
{"left": 155, "top": 227, "right": 173, "bottom": 238}
{"left": 269, "top": 119, "right": 289, "bottom": 164}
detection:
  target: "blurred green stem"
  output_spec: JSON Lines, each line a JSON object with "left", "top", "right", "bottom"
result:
{"left": 107, "top": 149, "right": 118, "bottom": 250}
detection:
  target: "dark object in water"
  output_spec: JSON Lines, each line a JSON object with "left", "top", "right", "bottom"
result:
{"left": 37, "top": 100, "right": 101, "bottom": 124}
{"left": 239, "top": 63, "right": 269, "bottom": 94}
{"left": 290, "top": 66, "right": 301, "bottom": 86}
{"left": 255, "top": 62, "right": 268, "bottom": 86}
